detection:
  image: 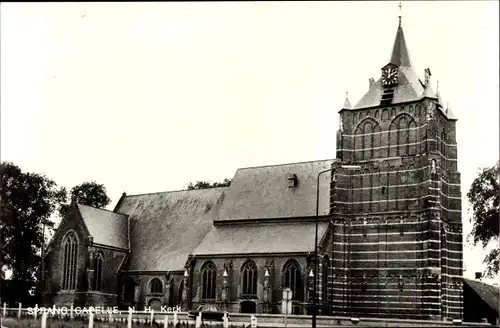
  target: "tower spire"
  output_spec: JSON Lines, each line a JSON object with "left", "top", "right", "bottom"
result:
{"left": 343, "top": 91, "right": 352, "bottom": 109}
{"left": 388, "top": 8, "right": 412, "bottom": 68}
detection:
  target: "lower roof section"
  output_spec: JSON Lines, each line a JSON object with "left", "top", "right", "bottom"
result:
{"left": 193, "top": 221, "right": 329, "bottom": 256}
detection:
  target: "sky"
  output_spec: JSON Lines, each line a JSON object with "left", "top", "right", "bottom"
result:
{"left": 1, "top": 1, "right": 499, "bottom": 282}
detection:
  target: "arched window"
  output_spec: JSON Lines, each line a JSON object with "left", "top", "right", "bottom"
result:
{"left": 93, "top": 252, "right": 103, "bottom": 291}
{"left": 321, "top": 255, "right": 329, "bottom": 307}
{"left": 398, "top": 116, "right": 408, "bottom": 156}
{"left": 389, "top": 122, "right": 398, "bottom": 157}
{"left": 150, "top": 278, "right": 163, "bottom": 295}
{"left": 283, "top": 260, "right": 303, "bottom": 301}
{"left": 62, "top": 231, "right": 78, "bottom": 290}
{"left": 201, "top": 261, "right": 217, "bottom": 300}
{"left": 373, "top": 125, "right": 382, "bottom": 158}
{"left": 123, "top": 278, "right": 135, "bottom": 302}
{"left": 354, "top": 126, "right": 363, "bottom": 162}
{"left": 408, "top": 120, "right": 417, "bottom": 155}
{"left": 363, "top": 121, "right": 373, "bottom": 160}
{"left": 241, "top": 260, "right": 258, "bottom": 296}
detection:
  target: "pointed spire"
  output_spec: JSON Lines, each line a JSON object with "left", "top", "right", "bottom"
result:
{"left": 389, "top": 20, "right": 412, "bottom": 67}
{"left": 343, "top": 91, "right": 352, "bottom": 109}
{"left": 421, "top": 83, "right": 437, "bottom": 99}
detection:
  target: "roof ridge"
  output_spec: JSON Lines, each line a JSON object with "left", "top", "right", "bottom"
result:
{"left": 77, "top": 203, "right": 127, "bottom": 217}
{"left": 123, "top": 186, "right": 229, "bottom": 198}
{"left": 237, "top": 158, "right": 335, "bottom": 171}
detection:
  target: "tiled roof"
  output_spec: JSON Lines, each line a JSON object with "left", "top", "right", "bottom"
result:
{"left": 354, "top": 66, "right": 424, "bottom": 109}
{"left": 193, "top": 222, "right": 329, "bottom": 255}
{"left": 114, "top": 188, "right": 227, "bottom": 271}
{"left": 215, "top": 159, "right": 334, "bottom": 222}
{"left": 77, "top": 204, "right": 129, "bottom": 250}
{"left": 464, "top": 278, "right": 500, "bottom": 315}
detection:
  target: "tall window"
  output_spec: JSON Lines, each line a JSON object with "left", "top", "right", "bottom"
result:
{"left": 242, "top": 260, "right": 257, "bottom": 296}
{"left": 201, "top": 261, "right": 217, "bottom": 300}
{"left": 123, "top": 278, "right": 135, "bottom": 301}
{"left": 62, "top": 231, "right": 78, "bottom": 290}
{"left": 150, "top": 278, "right": 163, "bottom": 295}
{"left": 93, "top": 252, "right": 103, "bottom": 291}
{"left": 322, "top": 255, "right": 329, "bottom": 306}
{"left": 283, "top": 260, "right": 303, "bottom": 301}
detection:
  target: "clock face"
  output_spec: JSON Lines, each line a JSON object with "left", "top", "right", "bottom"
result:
{"left": 382, "top": 68, "right": 398, "bottom": 86}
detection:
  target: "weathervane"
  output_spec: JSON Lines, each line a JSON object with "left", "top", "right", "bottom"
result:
{"left": 398, "top": 2, "right": 402, "bottom": 26}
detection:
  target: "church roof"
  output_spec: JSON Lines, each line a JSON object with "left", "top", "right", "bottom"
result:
{"left": 114, "top": 188, "right": 227, "bottom": 271}
{"left": 354, "top": 66, "right": 424, "bottom": 109}
{"left": 77, "top": 204, "right": 129, "bottom": 250}
{"left": 353, "top": 23, "right": 426, "bottom": 110}
{"left": 215, "top": 159, "right": 334, "bottom": 222}
{"left": 464, "top": 278, "right": 500, "bottom": 315}
{"left": 194, "top": 222, "right": 329, "bottom": 256}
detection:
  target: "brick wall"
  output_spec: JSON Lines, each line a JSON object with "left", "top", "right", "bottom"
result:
{"left": 332, "top": 99, "right": 463, "bottom": 320}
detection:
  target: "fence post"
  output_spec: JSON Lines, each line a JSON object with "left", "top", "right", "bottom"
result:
{"left": 173, "top": 311, "right": 178, "bottom": 326}
{"left": 150, "top": 309, "right": 154, "bottom": 326}
{"left": 3, "top": 303, "right": 6, "bottom": 317}
{"left": 70, "top": 303, "right": 74, "bottom": 320}
{"left": 41, "top": 310, "right": 48, "bottom": 328}
{"left": 17, "top": 302, "right": 21, "bottom": 319}
{"left": 34, "top": 304, "right": 38, "bottom": 320}
{"left": 108, "top": 310, "right": 112, "bottom": 322}
{"left": 127, "top": 308, "right": 132, "bottom": 328}
{"left": 195, "top": 312, "right": 201, "bottom": 328}
{"left": 223, "top": 312, "right": 229, "bottom": 328}
{"left": 163, "top": 315, "right": 168, "bottom": 328}
{"left": 88, "top": 310, "right": 94, "bottom": 328}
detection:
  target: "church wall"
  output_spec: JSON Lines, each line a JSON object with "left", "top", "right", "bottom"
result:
{"left": 86, "top": 246, "right": 126, "bottom": 307}
{"left": 332, "top": 99, "right": 463, "bottom": 320}
{"left": 42, "top": 205, "right": 91, "bottom": 307}
{"left": 117, "top": 272, "right": 183, "bottom": 311}
{"left": 189, "top": 255, "right": 309, "bottom": 314}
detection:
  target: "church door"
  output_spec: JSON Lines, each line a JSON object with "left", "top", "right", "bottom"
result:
{"left": 240, "top": 301, "right": 256, "bottom": 313}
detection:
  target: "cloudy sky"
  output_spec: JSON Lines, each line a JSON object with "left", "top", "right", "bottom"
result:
{"left": 1, "top": 1, "right": 498, "bottom": 281}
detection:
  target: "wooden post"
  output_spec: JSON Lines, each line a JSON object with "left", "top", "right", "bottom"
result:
{"left": 88, "top": 310, "right": 94, "bottom": 328}
{"left": 173, "top": 311, "right": 178, "bottom": 326}
{"left": 150, "top": 309, "right": 154, "bottom": 326}
{"left": 41, "top": 310, "right": 48, "bottom": 328}
{"left": 223, "top": 312, "right": 229, "bottom": 328}
{"left": 17, "top": 302, "right": 21, "bottom": 319}
{"left": 195, "top": 312, "right": 202, "bottom": 328}
{"left": 127, "top": 308, "right": 132, "bottom": 328}
{"left": 3, "top": 303, "right": 6, "bottom": 317}
{"left": 163, "top": 315, "right": 168, "bottom": 328}
{"left": 34, "top": 304, "right": 38, "bottom": 320}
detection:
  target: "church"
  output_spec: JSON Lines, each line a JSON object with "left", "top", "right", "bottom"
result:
{"left": 40, "top": 15, "right": 463, "bottom": 321}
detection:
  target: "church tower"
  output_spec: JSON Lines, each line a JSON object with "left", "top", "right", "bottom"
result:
{"left": 330, "top": 16, "right": 463, "bottom": 321}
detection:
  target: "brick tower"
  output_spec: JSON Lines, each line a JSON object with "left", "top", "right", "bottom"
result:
{"left": 329, "top": 19, "right": 463, "bottom": 321}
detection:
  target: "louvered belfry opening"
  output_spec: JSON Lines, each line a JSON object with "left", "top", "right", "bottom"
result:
{"left": 380, "top": 86, "right": 396, "bottom": 105}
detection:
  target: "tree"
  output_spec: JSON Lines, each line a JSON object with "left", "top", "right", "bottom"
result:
{"left": 58, "top": 181, "right": 111, "bottom": 217}
{"left": 0, "top": 162, "right": 66, "bottom": 281}
{"left": 186, "top": 178, "right": 231, "bottom": 190}
{"left": 467, "top": 161, "right": 500, "bottom": 277}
